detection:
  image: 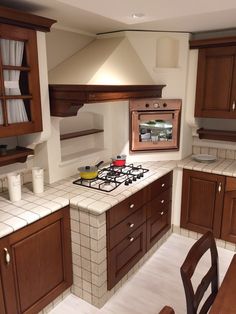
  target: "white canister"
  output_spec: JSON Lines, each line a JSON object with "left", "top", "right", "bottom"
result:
{"left": 32, "top": 167, "right": 44, "bottom": 194}
{"left": 7, "top": 172, "right": 21, "bottom": 202}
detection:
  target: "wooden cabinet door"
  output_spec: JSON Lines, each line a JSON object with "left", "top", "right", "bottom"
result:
{"left": 221, "top": 177, "right": 236, "bottom": 243}
{"left": 0, "top": 206, "right": 72, "bottom": 314}
{"left": 195, "top": 46, "right": 236, "bottom": 119}
{"left": 107, "top": 223, "right": 146, "bottom": 290}
{"left": 0, "top": 272, "right": 6, "bottom": 314}
{"left": 180, "top": 169, "right": 225, "bottom": 237}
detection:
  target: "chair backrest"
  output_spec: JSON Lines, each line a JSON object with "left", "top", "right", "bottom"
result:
{"left": 158, "top": 305, "right": 175, "bottom": 314}
{"left": 180, "top": 231, "right": 219, "bottom": 314}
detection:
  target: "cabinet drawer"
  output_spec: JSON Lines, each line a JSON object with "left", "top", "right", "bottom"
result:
{"left": 107, "top": 223, "right": 146, "bottom": 290}
{"left": 147, "top": 188, "right": 172, "bottom": 219}
{"left": 107, "top": 188, "right": 146, "bottom": 228}
{"left": 147, "top": 203, "right": 171, "bottom": 250}
{"left": 147, "top": 172, "right": 172, "bottom": 201}
{"left": 226, "top": 176, "right": 236, "bottom": 192}
{"left": 108, "top": 206, "right": 146, "bottom": 250}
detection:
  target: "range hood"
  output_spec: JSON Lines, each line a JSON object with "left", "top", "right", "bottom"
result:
{"left": 48, "top": 36, "right": 165, "bottom": 116}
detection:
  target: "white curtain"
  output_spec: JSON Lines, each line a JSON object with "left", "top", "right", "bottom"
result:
{"left": 0, "top": 39, "right": 28, "bottom": 124}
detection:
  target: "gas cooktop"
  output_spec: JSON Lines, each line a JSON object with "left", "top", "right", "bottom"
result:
{"left": 73, "top": 163, "right": 149, "bottom": 192}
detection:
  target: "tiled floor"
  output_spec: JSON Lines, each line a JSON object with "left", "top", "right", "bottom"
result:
{"left": 49, "top": 233, "right": 235, "bottom": 314}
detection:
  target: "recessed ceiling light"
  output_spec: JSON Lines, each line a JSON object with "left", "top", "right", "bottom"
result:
{"left": 131, "top": 13, "right": 145, "bottom": 19}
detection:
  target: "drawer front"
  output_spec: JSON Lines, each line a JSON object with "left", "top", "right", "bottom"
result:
{"left": 107, "top": 188, "right": 146, "bottom": 228}
{"left": 147, "top": 202, "right": 171, "bottom": 250}
{"left": 108, "top": 206, "right": 146, "bottom": 250}
{"left": 107, "top": 223, "right": 146, "bottom": 290}
{"left": 146, "top": 188, "right": 172, "bottom": 219}
{"left": 147, "top": 171, "right": 173, "bottom": 201}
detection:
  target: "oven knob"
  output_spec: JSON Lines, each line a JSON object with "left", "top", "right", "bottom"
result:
{"left": 125, "top": 180, "right": 129, "bottom": 186}
{"left": 153, "top": 103, "right": 160, "bottom": 109}
{"left": 145, "top": 103, "right": 150, "bottom": 108}
{"left": 129, "top": 178, "right": 133, "bottom": 184}
{"left": 140, "top": 172, "right": 144, "bottom": 177}
{"left": 137, "top": 174, "right": 141, "bottom": 179}
{"left": 163, "top": 103, "right": 167, "bottom": 107}
{"left": 133, "top": 176, "right": 137, "bottom": 181}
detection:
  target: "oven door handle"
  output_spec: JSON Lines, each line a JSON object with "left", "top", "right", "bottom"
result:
{"left": 138, "top": 112, "right": 174, "bottom": 121}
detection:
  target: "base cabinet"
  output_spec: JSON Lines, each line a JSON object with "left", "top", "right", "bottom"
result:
{"left": 181, "top": 169, "right": 236, "bottom": 244}
{"left": 180, "top": 169, "right": 225, "bottom": 237}
{"left": 107, "top": 172, "right": 172, "bottom": 289}
{"left": 0, "top": 206, "right": 72, "bottom": 314}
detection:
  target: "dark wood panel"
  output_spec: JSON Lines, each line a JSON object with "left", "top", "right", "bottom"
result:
{"left": 108, "top": 206, "right": 146, "bottom": 250}
{"left": 107, "top": 223, "right": 146, "bottom": 290}
{"left": 195, "top": 46, "right": 236, "bottom": 119}
{"left": 147, "top": 172, "right": 173, "bottom": 201}
{"left": 190, "top": 36, "right": 236, "bottom": 49}
{"left": 0, "top": 5, "right": 56, "bottom": 32}
{"left": 49, "top": 84, "right": 165, "bottom": 117}
{"left": 106, "top": 188, "right": 147, "bottom": 229}
{"left": 60, "top": 129, "right": 104, "bottom": 141}
{"left": 0, "top": 271, "right": 6, "bottom": 314}
{"left": 0, "top": 206, "right": 72, "bottom": 314}
{"left": 180, "top": 169, "right": 225, "bottom": 237}
{"left": 226, "top": 176, "right": 236, "bottom": 192}
{"left": 147, "top": 202, "right": 171, "bottom": 250}
{"left": 146, "top": 188, "right": 172, "bottom": 219}
{"left": 197, "top": 128, "right": 236, "bottom": 142}
{"left": 221, "top": 191, "right": 236, "bottom": 243}
{"left": 0, "top": 146, "right": 34, "bottom": 167}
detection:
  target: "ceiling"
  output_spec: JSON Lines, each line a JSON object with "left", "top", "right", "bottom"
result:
{"left": 2, "top": 0, "right": 236, "bottom": 35}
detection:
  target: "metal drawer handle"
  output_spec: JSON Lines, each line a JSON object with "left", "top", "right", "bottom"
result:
{"left": 160, "top": 211, "right": 164, "bottom": 216}
{"left": 129, "top": 237, "right": 134, "bottom": 242}
{"left": 128, "top": 223, "right": 135, "bottom": 228}
{"left": 130, "top": 204, "right": 135, "bottom": 209}
{"left": 218, "top": 182, "right": 222, "bottom": 193}
{"left": 232, "top": 101, "right": 235, "bottom": 111}
{"left": 161, "top": 183, "right": 165, "bottom": 187}
{"left": 4, "top": 248, "right": 10, "bottom": 265}
{"left": 161, "top": 199, "right": 165, "bottom": 204}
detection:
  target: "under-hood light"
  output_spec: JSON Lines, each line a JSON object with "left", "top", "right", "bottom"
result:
{"left": 131, "top": 13, "right": 145, "bottom": 19}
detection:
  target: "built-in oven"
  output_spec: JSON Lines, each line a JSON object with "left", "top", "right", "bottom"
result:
{"left": 129, "top": 98, "right": 181, "bottom": 151}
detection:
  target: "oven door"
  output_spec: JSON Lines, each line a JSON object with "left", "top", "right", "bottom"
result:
{"left": 130, "top": 110, "right": 180, "bottom": 151}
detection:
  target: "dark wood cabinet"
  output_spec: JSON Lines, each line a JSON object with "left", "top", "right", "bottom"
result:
{"left": 180, "top": 169, "right": 225, "bottom": 238}
{"left": 0, "top": 206, "right": 72, "bottom": 314}
{"left": 107, "top": 172, "right": 172, "bottom": 289}
{"left": 195, "top": 46, "right": 236, "bottom": 119}
{"left": 221, "top": 177, "right": 236, "bottom": 243}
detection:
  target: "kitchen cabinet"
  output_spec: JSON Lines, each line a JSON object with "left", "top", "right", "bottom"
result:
{"left": 180, "top": 169, "right": 225, "bottom": 238}
{"left": 194, "top": 45, "right": 236, "bottom": 119}
{"left": 221, "top": 177, "right": 236, "bottom": 243}
{"left": 0, "top": 206, "right": 72, "bottom": 314}
{"left": 106, "top": 172, "right": 172, "bottom": 289}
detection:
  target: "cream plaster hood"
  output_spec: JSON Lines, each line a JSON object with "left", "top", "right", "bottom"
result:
{"left": 48, "top": 36, "right": 154, "bottom": 85}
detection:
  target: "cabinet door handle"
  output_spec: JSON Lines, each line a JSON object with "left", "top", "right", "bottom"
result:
{"left": 232, "top": 101, "right": 236, "bottom": 111}
{"left": 4, "top": 248, "right": 10, "bottom": 265}
{"left": 128, "top": 223, "right": 135, "bottom": 228}
{"left": 160, "top": 211, "right": 164, "bottom": 216}
{"left": 161, "top": 183, "right": 165, "bottom": 187}
{"left": 129, "top": 204, "right": 135, "bottom": 209}
{"left": 129, "top": 237, "right": 134, "bottom": 242}
{"left": 161, "top": 199, "right": 165, "bottom": 204}
{"left": 218, "top": 182, "right": 222, "bottom": 193}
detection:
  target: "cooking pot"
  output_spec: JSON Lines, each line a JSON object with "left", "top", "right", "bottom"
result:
{"left": 78, "top": 161, "right": 103, "bottom": 180}
{"left": 112, "top": 155, "right": 126, "bottom": 166}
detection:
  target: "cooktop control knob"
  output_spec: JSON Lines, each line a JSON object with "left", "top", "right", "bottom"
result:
{"left": 129, "top": 178, "right": 132, "bottom": 184}
{"left": 125, "top": 180, "right": 129, "bottom": 186}
{"left": 133, "top": 176, "right": 137, "bottom": 181}
{"left": 137, "top": 174, "right": 141, "bottom": 179}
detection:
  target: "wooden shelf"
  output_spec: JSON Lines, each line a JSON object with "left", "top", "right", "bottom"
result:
{"left": 49, "top": 84, "right": 165, "bottom": 117}
{"left": 197, "top": 128, "right": 236, "bottom": 142}
{"left": 60, "top": 129, "right": 104, "bottom": 141}
{"left": 0, "top": 146, "right": 34, "bottom": 167}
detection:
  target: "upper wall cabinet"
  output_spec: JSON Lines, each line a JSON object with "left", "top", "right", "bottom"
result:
{"left": 0, "top": 5, "right": 56, "bottom": 138}
{"left": 190, "top": 37, "right": 236, "bottom": 119}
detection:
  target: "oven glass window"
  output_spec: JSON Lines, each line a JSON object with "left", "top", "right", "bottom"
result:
{"left": 139, "top": 115, "right": 173, "bottom": 143}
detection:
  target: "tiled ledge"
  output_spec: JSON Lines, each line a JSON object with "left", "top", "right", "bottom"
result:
{"left": 178, "top": 156, "right": 236, "bottom": 177}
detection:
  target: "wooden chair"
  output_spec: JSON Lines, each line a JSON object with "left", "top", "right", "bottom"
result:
{"left": 158, "top": 305, "right": 175, "bottom": 313}
{"left": 180, "top": 231, "right": 219, "bottom": 314}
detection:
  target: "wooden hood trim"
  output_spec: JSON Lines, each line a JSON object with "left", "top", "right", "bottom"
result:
{"left": 49, "top": 84, "right": 166, "bottom": 117}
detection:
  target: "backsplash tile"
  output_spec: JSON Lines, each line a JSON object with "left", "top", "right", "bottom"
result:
{"left": 192, "top": 145, "right": 236, "bottom": 160}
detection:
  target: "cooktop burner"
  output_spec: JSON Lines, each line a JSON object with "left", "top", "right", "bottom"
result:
{"left": 73, "top": 164, "right": 149, "bottom": 192}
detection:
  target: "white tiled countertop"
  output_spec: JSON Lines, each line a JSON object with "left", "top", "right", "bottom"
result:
{"left": 0, "top": 160, "right": 176, "bottom": 239}
{"left": 3, "top": 156, "right": 235, "bottom": 239}
{"left": 178, "top": 156, "right": 236, "bottom": 177}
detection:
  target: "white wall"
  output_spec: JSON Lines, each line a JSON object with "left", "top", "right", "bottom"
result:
{"left": 46, "top": 28, "right": 95, "bottom": 70}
